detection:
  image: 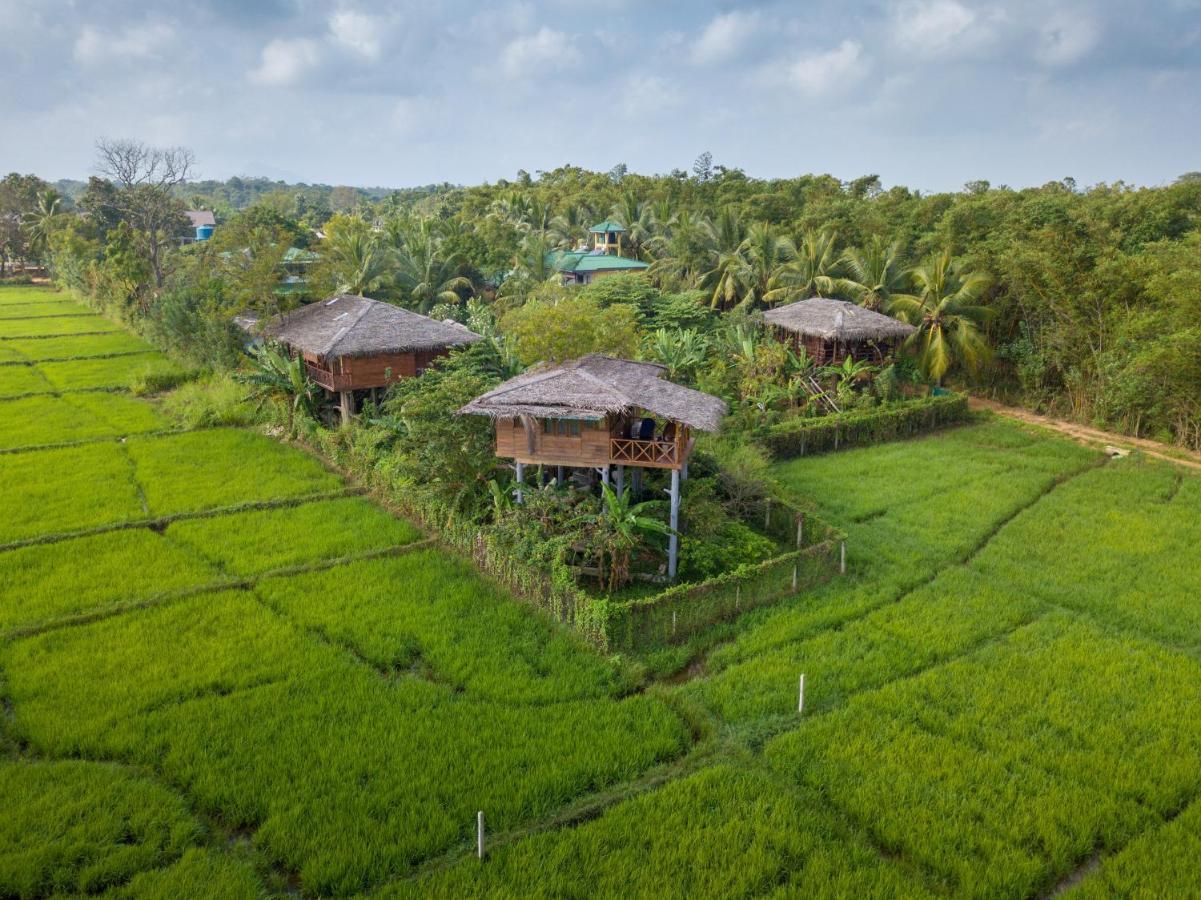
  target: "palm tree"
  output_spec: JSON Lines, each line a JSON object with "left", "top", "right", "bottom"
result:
{"left": 322, "top": 230, "right": 390, "bottom": 296}
{"left": 740, "top": 222, "right": 800, "bottom": 309}
{"left": 237, "top": 342, "right": 320, "bottom": 432}
{"left": 549, "top": 204, "right": 593, "bottom": 249}
{"left": 611, "top": 193, "right": 653, "bottom": 259}
{"left": 390, "top": 218, "right": 472, "bottom": 312}
{"left": 889, "top": 250, "right": 992, "bottom": 386}
{"left": 781, "top": 228, "right": 841, "bottom": 298}
{"left": 700, "top": 209, "right": 750, "bottom": 310}
{"left": 840, "top": 236, "right": 906, "bottom": 310}
{"left": 21, "top": 189, "right": 63, "bottom": 261}
{"left": 574, "top": 484, "right": 671, "bottom": 592}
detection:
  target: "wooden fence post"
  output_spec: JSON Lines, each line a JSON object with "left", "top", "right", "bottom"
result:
{"left": 764, "top": 498, "right": 772, "bottom": 530}
{"left": 796, "top": 514, "right": 804, "bottom": 549}
{"left": 839, "top": 541, "right": 846, "bottom": 575}
{"left": 792, "top": 564, "right": 798, "bottom": 592}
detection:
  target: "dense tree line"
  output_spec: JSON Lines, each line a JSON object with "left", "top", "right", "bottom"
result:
{"left": 13, "top": 143, "right": 1201, "bottom": 448}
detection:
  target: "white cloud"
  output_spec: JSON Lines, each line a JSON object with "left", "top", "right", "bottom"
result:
{"left": 788, "top": 40, "right": 865, "bottom": 96}
{"left": 691, "top": 10, "right": 760, "bottom": 65}
{"left": 1035, "top": 11, "right": 1100, "bottom": 66}
{"left": 73, "top": 23, "right": 173, "bottom": 66}
{"left": 620, "top": 74, "right": 681, "bottom": 118}
{"left": 328, "top": 9, "right": 382, "bottom": 61}
{"left": 500, "top": 27, "right": 579, "bottom": 80}
{"left": 249, "top": 37, "right": 322, "bottom": 87}
{"left": 893, "top": 0, "right": 976, "bottom": 52}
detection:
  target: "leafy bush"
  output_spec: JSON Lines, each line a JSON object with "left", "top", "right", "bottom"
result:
{"left": 681, "top": 520, "right": 777, "bottom": 580}
{"left": 128, "top": 359, "right": 200, "bottom": 395}
{"left": 759, "top": 394, "right": 971, "bottom": 458}
{"left": 159, "top": 373, "right": 265, "bottom": 429}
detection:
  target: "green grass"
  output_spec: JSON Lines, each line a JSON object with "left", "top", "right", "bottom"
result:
{"left": 0, "top": 442, "right": 145, "bottom": 544}
{"left": 3, "top": 345, "right": 1201, "bottom": 900}
{"left": 2, "top": 590, "right": 689, "bottom": 894}
{"left": 0, "top": 760, "right": 200, "bottom": 897}
{"left": 0, "top": 313, "right": 120, "bottom": 337}
{"left": 0, "top": 286, "right": 67, "bottom": 304}
{"left": 0, "top": 300, "right": 92, "bottom": 319}
{"left": 0, "top": 528, "right": 219, "bottom": 633}
{"left": 167, "top": 496, "right": 422, "bottom": 577}
{"left": 0, "top": 393, "right": 170, "bottom": 450}
{"left": 4, "top": 331, "right": 155, "bottom": 360}
{"left": 393, "top": 765, "right": 929, "bottom": 898}
{"left": 1065, "top": 799, "right": 1201, "bottom": 898}
{"left": 254, "top": 552, "right": 629, "bottom": 703}
{"left": 36, "top": 352, "right": 170, "bottom": 391}
{"left": 103, "top": 848, "right": 266, "bottom": 900}
{"left": 0, "top": 364, "right": 53, "bottom": 397}
{"left": 125, "top": 430, "right": 344, "bottom": 516}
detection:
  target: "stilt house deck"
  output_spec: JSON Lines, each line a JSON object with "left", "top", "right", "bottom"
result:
{"left": 765, "top": 297, "right": 916, "bottom": 366}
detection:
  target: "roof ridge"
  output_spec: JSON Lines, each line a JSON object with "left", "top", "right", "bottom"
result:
{"left": 319, "top": 296, "right": 374, "bottom": 356}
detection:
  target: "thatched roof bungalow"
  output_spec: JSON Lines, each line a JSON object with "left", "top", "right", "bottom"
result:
{"left": 261, "top": 294, "right": 481, "bottom": 420}
{"left": 460, "top": 354, "right": 727, "bottom": 578}
{"left": 765, "top": 298, "right": 916, "bottom": 366}
{"left": 460, "top": 355, "right": 724, "bottom": 471}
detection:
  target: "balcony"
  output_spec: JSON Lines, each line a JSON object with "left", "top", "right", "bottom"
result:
{"left": 303, "top": 362, "right": 353, "bottom": 392}
{"left": 609, "top": 437, "right": 683, "bottom": 469}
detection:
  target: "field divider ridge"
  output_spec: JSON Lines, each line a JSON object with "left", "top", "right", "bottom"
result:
{"left": 0, "top": 488, "right": 367, "bottom": 555}
{"left": 1, "top": 539, "right": 435, "bottom": 641}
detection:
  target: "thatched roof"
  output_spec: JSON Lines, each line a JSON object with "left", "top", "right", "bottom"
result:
{"left": 459, "top": 355, "right": 727, "bottom": 432}
{"left": 186, "top": 210, "right": 216, "bottom": 228}
{"left": 261, "top": 294, "right": 482, "bottom": 360}
{"left": 764, "top": 298, "right": 916, "bottom": 342}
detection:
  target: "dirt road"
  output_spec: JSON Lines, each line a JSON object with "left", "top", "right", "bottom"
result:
{"left": 970, "top": 397, "right": 1201, "bottom": 473}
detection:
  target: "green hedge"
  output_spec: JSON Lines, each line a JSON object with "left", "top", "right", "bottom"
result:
{"left": 759, "top": 394, "right": 970, "bottom": 459}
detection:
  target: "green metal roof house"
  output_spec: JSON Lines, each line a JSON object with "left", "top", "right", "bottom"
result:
{"left": 549, "top": 221, "right": 649, "bottom": 284}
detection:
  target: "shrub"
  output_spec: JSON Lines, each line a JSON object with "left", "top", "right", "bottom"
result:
{"left": 129, "top": 359, "right": 200, "bottom": 395}
{"left": 681, "top": 520, "right": 777, "bottom": 581}
{"left": 159, "top": 373, "right": 265, "bottom": 428}
{"left": 759, "top": 394, "right": 971, "bottom": 458}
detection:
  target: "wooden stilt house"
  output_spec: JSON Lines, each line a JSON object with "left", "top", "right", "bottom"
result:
{"left": 765, "top": 298, "right": 916, "bottom": 366}
{"left": 458, "top": 355, "right": 727, "bottom": 578}
{"left": 262, "top": 294, "right": 482, "bottom": 422}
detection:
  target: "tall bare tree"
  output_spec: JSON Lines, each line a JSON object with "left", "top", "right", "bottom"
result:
{"left": 95, "top": 138, "right": 194, "bottom": 288}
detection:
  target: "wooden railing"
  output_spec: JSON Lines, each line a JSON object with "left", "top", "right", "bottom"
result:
{"left": 609, "top": 437, "right": 682, "bottom": 468}
{"left": 304, "top": 362, "right": 352, "bottom": 392}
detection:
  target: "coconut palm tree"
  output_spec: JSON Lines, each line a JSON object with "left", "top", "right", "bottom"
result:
{"left": 840, "top": 236, "right": 906, "bottom": 310}
{"left": 321, "top": 229, "right": 391, "bottom": 297}
{"left": 699, "top": 209, "right": 751, "bottom": 310}
{"left": 889, "top": 250, "right": 992, "bottom": 386}
{"left": 740, "top": 222, "right": 800, "bottom": 309}
{"left": 780, "top": 228, "right": 841, "bottom": 298}
{"left": 391, "top": 218, "right": 472, "bottom": 312}
{"left": 611, "top": 193, "right": 654, "bottom": 259}
{"left": 21, "top": 189, "right": 63, "bottom": 261}
{"left": 549, "top": 203, "right": 593, "bottom": 249}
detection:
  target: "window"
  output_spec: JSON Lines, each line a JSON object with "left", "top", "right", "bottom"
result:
{"left": 542, "top": 418, "right": 582, "bottom": 437}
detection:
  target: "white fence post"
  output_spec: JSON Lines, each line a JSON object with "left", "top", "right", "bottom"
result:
{"left": 798, "top": 674, "right": 805, "bottom": 713}
{"left": 477, "top": 810, "right": 485, "bottom": 859}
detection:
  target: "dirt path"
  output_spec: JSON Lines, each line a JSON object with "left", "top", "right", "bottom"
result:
{"left": 970, "top": 397, "right": 1201, "bottom": 472}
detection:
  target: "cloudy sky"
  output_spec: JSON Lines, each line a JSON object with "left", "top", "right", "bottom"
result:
{"left": 2, "top": 0, "right": 1199, "bottom": 191}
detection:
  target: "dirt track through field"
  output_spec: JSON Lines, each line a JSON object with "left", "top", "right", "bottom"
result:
{"left": 971, "top": 397, "right": 1201, "bottom": 472}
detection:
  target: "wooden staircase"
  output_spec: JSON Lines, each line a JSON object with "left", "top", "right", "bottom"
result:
{"left": 803, "top": 376, "right": 840, "bottom": 414}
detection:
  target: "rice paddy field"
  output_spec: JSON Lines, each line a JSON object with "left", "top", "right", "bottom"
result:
{"left": 2, "top": 284, "right": 1200, "bottom": 898}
